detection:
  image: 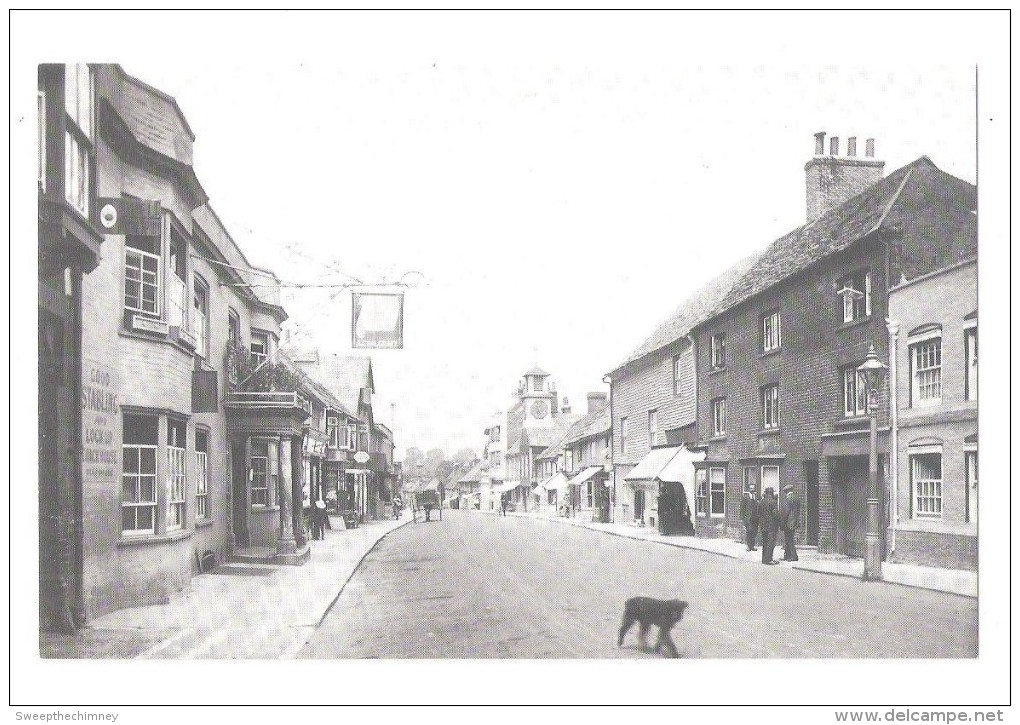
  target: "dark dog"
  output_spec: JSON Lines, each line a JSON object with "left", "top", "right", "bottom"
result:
{"left": 617, "top": 597, "right": 688, "bottom": 658}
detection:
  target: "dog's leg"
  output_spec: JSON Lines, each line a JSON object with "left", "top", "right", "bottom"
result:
{"left": 662, "top": 630, "right": 679, "bottom": 658}
{"left": 638, "top": 621, "right": 651, "bottom": 651}
{"left": 618, "top": 614, "right": 635, "bottom": 647}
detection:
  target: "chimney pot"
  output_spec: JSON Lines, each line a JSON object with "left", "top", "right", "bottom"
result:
{"left": 865, "top": 138, "right": 875, "bottom": 157}
{"left": 847, "top": 137, "right": 857, "bottom": 157}
{"left": 814, "top": 132, "right": 826, "bottom": 155}
{"left": 829, "top": 136, "right": 840, "bottom": 156}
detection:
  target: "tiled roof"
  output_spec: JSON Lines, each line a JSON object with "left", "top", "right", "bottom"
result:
{"left": 505, "top": 402, "right": 526, "bottom": 451}
{"left": 312, "top": 355, "right": 375, "bottom": 414}
{"left": 456, "top": 460, "right": 487, "bottom": 484}
{"left": 277, "top": 350, "right": 357, "bottom": 420}
{"left": 521, "top": 415, "right": 582, "bottom": 450}
{"left": 609, "top": 252, "right": 762, "bottom": 374}
{"left": 535, "top": 423, "right": 576, "bottom": 461}
{"left": 564, "top": 407, "right": 611, "bottom": 446}
{"left": 524, "top": 366, "right": 550, "bottom": 377}
{"left": 610, "top": 156, "right": 975, "bottom": 376}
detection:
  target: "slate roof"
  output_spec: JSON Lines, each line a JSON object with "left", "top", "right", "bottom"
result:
{"left": 312, "top": 355, "right": 375, "bottom": 415}
{"left": 521, "top": 414, "right": 582, "bottom": 450}
{"left": 535, "top": 423, "right": 577, "bottom": 461}
{"left": 610, "top": 156, "right": 975, "bottom": 376}
{"left": 524, "top": 366, "right": 550, "bottom": 377}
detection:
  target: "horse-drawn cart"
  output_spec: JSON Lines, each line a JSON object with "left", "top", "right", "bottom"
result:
{"left": 411, "top": 480, "right": 444, "bottom": 522}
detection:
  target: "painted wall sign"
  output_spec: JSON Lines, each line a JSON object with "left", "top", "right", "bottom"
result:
{"left": 82, "top": 360, "right": 120, "bottom": 481}
{"left": 352, "top": 292, "right": 404, "bottom": 349}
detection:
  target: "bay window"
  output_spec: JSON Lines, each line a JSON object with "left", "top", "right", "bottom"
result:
{"left": 122, "top": 413, "right": 158, "bottom": 535}
{"left": 761, "top": 465, "right": 780, "bottom": 495}
{"left": 250, "top": 439, "right": 279, "bottom": 508}
{"left": 709, "top": 467, "right": 726, "bottom": 517}
{"left": 167, "top": 420, "right": 187, "bottom": 530}
{"left": 837, "top": 270, "right": 872, "bottom": 323}
{"left": 193, "top": 277, "right": 209, "bottom": 359}
{"left": 842, "top": 364, "right": 868, "bottom": 417}
{"left": 63, "top": 63, "right": 93, "bottom": 217}
{"left": 195, "top": 430, "right": 209, "bottom": 520}
{"left": 167, "top": 228, "right": 188, "bottom": 329}
{"left": 124, "top": 235, "right": 161, "bottom": 317}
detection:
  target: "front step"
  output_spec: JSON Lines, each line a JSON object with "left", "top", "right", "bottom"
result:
{"left": 229, "top": 544, "right": 311, "bottom": 566}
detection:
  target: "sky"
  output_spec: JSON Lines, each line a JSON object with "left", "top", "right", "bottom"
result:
{"left": 9, "top": 8, "right": 1011, "bottom": 710}
{"left": 13, "top": 13, "right": 998, "bottom": 465}
{"left": 91, "top": 41, "right": 985, "bottom": 462}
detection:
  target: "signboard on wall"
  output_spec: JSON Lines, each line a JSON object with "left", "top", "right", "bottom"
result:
{"left": 82, "top": 360, "right": 120, "bottom": 481}
{"left": 96, "top": 197, "right": 162, "bottom": 236}
{"left": 351, "top": 292, "right": 404, "bottom": 349}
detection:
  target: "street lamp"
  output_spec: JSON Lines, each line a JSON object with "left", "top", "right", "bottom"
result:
{"left": 858, "top": 344, "right": 888, "bottom": 582}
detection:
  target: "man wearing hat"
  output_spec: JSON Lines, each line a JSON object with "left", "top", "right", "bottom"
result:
{"left": 759, "top": 488, "right": 780, "bottom": 565}
{"left": 739, "top": 484, "right": 760, "bottom": 551}
{"left": 779, "top": 483, "right": 801, "bottom": 562}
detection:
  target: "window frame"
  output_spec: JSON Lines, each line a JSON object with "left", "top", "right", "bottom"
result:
{"left": 648, "top": 409, "right": 658, "bottom": 445}
{"left": 166, "top": 419, "right": 187, "bottom": 531}
{"left": 62, "top": 63, "right": 94, "bottom": 219}
{"left": 762, "top": 310, "right": 782, "bottom": 353}
{"left": 195, "top": 429, "right": 209, "bottom": 521}
{"left": 842, "top": 364, "right": 869, "bottom": 418}
{"left": 712, "top": 397, "right": 726, "bottom": 436}
{"left": 910, "top": 333, "right": 943, "bottom": 407}
{"left": 710, "top": 333, "right": 726, "bottom": 370}
{"left": 708, "top": 467, "right": 726, "bottom": 517}
{"left": 249, "top": 438, "right": 279, "bottom": 509}
{"left": 761, "top": 465, "right": 780, "bottom": 496}
{"left": 965, "top": 447, "right": 977, "bottom": 524}
{"left": 121, "top": 413, "right": 159, "bottom": 537}
{"left": 619, "top": 417, "right": 628, "bottom": 454}
{"left": 761, "top": 383, "right": 780, "bottom": 430}
{"left": 837, "top": 270, "right": 872, "bottom": 323}
{"left": 193, "top": 275, "right": 210, "bottom": 359}
{"left": 695, "top": 468, "right": 708, "bottom": 516}
{"left": 964, "top": 323, "right": 977, "bottom": 402}
{"left": 250, "top": 330, "right": 270, "bottom": 366}
{"left": 910, "top": 448, "right": 943, "bottom": 519}
{"left": 673, "top": 354, "right": 684, "bottom": 396}
{"left": 124, "top": 244, "right": 162, "bottom": 318}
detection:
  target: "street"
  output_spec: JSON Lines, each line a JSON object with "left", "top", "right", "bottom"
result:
{"left": 298, "top": 511, "right": 978, "bottom": 659}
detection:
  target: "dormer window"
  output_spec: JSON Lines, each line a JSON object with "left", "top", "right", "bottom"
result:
{"left": 838, "top": 270, "right": 872, "bottom": 323}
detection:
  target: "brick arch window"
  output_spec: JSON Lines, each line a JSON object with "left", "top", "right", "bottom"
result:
{"left": 908, "top": 324, "right": 942, "bottom": 406}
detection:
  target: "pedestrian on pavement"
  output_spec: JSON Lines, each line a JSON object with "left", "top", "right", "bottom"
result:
{"left": 760, "top": 488, "right": 780, "bottom": 565}
{"left": 740, "top": 486, "right": 760, "bottom": 551}
{"left": 312, "top": 498, "right": 327, "bottom": 540}
{"left": 780, "top": 484, "right": 801, "bottom": 561}
{"left": 500, "top": 494, "right": 508, "bottom": 517}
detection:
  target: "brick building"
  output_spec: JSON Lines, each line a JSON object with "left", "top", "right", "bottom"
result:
{"left": 607, "top": 134, "right": 976, "bottom": 565}
{"left": 887, "top": 259, "right": 977, "bottom": 569}
{"left": 49, "top": 64, "right": 334, "bottom": 625}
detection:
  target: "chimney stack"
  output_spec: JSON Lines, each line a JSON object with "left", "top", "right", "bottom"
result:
{"left": 561, "top": 397, "right": 571, "bottom": 415}
{"left": 586, "top": 392, "right": 608, "bottom": 415}
{"left": 804, "top": 132, "right": 885, "bottom": 222}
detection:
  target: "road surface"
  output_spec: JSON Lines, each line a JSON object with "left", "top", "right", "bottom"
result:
{"left": 298, "top": 511, "right": 977, "bottom": 658}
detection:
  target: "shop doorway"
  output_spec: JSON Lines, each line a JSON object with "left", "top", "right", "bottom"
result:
{"left": 634, "top": 488, "right": 645, "bottom": 522}
{"left": 231, "top": 441, "right": 250, "bottom": 547}
{"left": 831, "top": 456, "right": 869, "bottom": 558}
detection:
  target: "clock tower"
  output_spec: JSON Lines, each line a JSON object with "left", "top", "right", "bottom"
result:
{"left": 521, "top": 366, "right": 557, "bottom": 428}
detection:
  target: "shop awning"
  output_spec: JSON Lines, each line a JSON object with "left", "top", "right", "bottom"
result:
{"left": 624, "top": 447, "right": 684, "bottom": 482}
{"left": 655, "top": 447, "right": 706, "bottom": 515}
{"left": 540, "top": 472, "right": 571, "bottom": 491}
{"left": 570, "top": 467, "right": 603, "bottom": 487}
{"left": 497, "top": 480, "right": 521, "bottom": 493}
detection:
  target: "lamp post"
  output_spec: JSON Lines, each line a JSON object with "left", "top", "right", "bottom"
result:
{"left": 858, "top": 344, "right": 888, "bottom": 582}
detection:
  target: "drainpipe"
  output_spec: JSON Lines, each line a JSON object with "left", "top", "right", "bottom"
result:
{"left": 603, "top": 373, "right": 615, "bottom": 524}
{"left": 886, "top": 318, "right": 900, "bottom": 557}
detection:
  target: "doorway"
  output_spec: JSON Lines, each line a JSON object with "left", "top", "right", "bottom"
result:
{"left": 634, "top": 488, "right": 645, "bottom": 522}
{"left": 831, "top": 457, "right": 868, "bottom": 557}
{"left": 231, "top": 440, "right": 250, "bottom": 547}
{"left": 804, "top": 460, "right": 819, "bottom": 547}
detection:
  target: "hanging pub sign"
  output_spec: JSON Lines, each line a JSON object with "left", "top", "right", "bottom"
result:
{"left": 351, "top": 291, "right": 404, "bottom": 349}
{"left": 96, "top": 197, "right": 162, "bottom": 236}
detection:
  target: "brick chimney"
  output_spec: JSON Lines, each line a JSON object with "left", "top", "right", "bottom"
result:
{"left": 561, "top": 397, "right": 571, "bottom": 415}
{"left": 805, "top": 132, "right": 885, "bottom": 222}
{"left": 586, "top": 392, "right": 608, "bottom": 415}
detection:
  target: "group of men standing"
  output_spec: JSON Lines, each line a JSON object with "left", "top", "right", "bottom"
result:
{"left": 739, "top": 484, "right": 801, "bottom": 565}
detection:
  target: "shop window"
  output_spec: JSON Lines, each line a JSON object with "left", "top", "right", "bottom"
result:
{"left": 743, "top": 466, "right": 758, "bottom": 496}
{"left": 586, "top": 481, "right": 594, "bottom": 509}
{"left": 965, "top": 449, "right": 977, "bottom": 524}
{"left": 166, "top": 419, "right": 187, "bottom": 530}
{"left": 122, "top": 413, "right": 158, "bottom": 535}
{"left": 195, "top": 430, "right": 209, "bottom": 520}
{"left": 695, "top": 469, "right": 708, "bottom": 515}
{"left": 761, "top": 465, "right": 780, "bottom": 495}
{"left": 709, "top": 467, "right": 726, "bottom": 517}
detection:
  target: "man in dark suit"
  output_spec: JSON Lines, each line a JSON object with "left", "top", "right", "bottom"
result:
{"left": 760, "top": 488, "right": 780, "bottom": 564}
{"left": 780, "top": 484, "right": 801, "bottom": 561}
{"left": 739, "top": 487, "right": 760, "bottom": 551}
